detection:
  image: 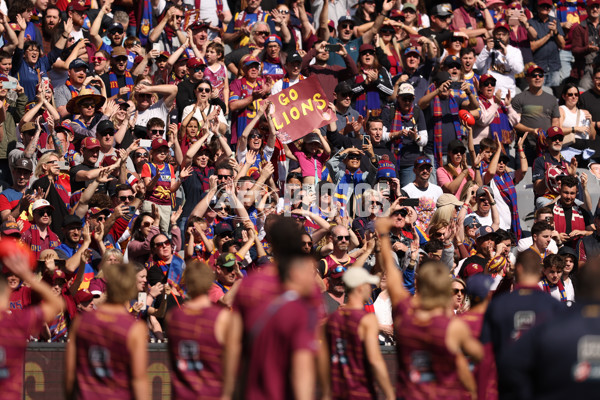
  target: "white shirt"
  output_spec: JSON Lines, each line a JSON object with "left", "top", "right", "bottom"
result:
{"left": 490, "top": 177, "right": 512, "bottom": 232}
{"left": 475, "top": 44, "right": 524, "bottom": 98}
{"left": 271, "top": 76, "right": 302, "bottom": 95}
{"left": 137, "top": 99, "right": 169, "bottom": 128}
{"left": 182, "top": 103, "right": 228, "bottom": 128}
{"left": 374, "top": 293, "right": 393, "bottom": 326}
{"left": 467, "top": 211, "right": 493, "bottom": 227}
{"left": 401, "top": 182, "right": 443, "bottom": 204}
{"left": 515, "top": 237, "right": 558, "bottom": 254}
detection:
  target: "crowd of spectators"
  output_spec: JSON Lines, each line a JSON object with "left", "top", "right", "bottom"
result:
{"left": 2, "top": 0, "right": 600, "bottom": 396}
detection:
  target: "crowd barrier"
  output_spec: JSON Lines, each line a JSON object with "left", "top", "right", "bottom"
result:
{"left": 23, "top": 343, "right": 399, "bottom": 399}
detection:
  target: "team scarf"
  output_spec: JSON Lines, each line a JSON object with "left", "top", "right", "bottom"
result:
{"left": 426, "top": 84, "right": 462, "bottom": 168}
{"left": 493, "top": 171, "right": 522, "bottom": 240}
{"left": 146, "top": 253, "right": 186, "bottom": 296}
{"left": 49, "top": 312, "right": 68, "bottom": 341}
{"left": 108, "top": 70, "right": 134, "bottom": 99}
{"left": 553, "top": 202, "right": 586, "bottom": 240}
{"left": 540, "top": 277, "right": 567, "bottom": 302}
{"left": 65, "top": 80, "right": 91, "bottom": 99}
{"left": 479, "top": 96, "right": 514, "bottom": 143}
{"left": 354, "top": 69, "right": 382, "bottom": 118}
{"left": 138, "top": 0, "right": 153, "bottom": 46}
{"left": 528, "top": 245, "right": 549, "bottom": 262}
{"left": 282, "top": 74, "right": 305, "bottom": 90}
{"left": 391, "top": 106, "right": 415, "bottom": 161}
{"left": 28, "top": 225, "right": 60, "bottom": 259}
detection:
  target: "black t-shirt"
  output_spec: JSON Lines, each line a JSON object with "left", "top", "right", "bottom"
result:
{"left": 69, "top": 163, "right": 94, "bottom": 193}
{"left": 418, "top": 27, "right": 452, "bottom": 48}
{"left": 100, "top": 71, "right": 137, "bottom": 101}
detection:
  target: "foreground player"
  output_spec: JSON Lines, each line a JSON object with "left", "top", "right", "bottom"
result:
{"left": 166, "top": 260, "right": 232, "bottom": 399}
{"left": 499, "top": 258, "right": 600, "bottom": 399}
{"left": 0, "top": 251, "right": 63, "bottom": 400}
{"left": 65, "top": 263, "right": 148, "bottom": 400}
{"left": 224, "top": 216, "right": 320, "bottom": 400}
{"left": 325, "top": 267, "right": 395, "bottom": 400}
{"left": 375, "top": 217, "right": 484, "bottom": 399}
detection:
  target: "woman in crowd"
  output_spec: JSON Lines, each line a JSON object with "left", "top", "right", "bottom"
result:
{"left": 437, "top": 140, "right": 475, "bottom": 197}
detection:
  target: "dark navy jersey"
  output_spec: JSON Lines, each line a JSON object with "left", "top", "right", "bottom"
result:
{"left": 480, "top": 285, "right": 565, "bottom": 357}
{"left": 498, "top": 303, "right": 600, "bottom": 400}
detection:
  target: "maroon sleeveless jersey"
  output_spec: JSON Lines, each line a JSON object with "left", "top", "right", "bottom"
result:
{"left": 459, "top": 311, "right": 497, "bottom": 400}
{"left": 395, "top": 297, "right": 467, "bottom": 399}
{"left": 167, "top": 305, "right": 224, "bottom": 400}
{"left": 74, "top": 308, "right": 137, "bottom": 400}
{"left": 326, "top": 307, "right": 376, "bottom": 400}
{"left": 0, "top": 307, "right": 44, "bottom": 400}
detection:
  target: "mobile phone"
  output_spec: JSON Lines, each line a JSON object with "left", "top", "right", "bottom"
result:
{"left": 170, "top": 114, "right": 178, "bottom": 124}
{"left": 450, "top": 81, "right": 462, "bottom": 91}
{"left": 139, "top": 139, "right": 152, "bottom": 148}
{"left": 1, "top": 80, "right": 16, "bottom": 90}
{"left": 402, "top": 198, "right": 419, "bottom": 207}
{"left": 128, "top": 206, "right": 136, "bottom": 215}
{"left": 508, "top": 15, "right": 519, "bottom": 26}
{"left": 362, "top": 135, "right": 370, "bottom": 146}
{"left": 137, "top": 292, "right": 147, "bottom": 310}
{"left": 152, "top": 43, "right": 160, "bottom": 52}
{"left": 494, "top": 39, "right": 502, "bottom": 50}
{"left": 325, "top": 44, "right": 342, "bottom": 52}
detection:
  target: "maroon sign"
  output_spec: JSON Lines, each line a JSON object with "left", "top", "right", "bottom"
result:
{"left": 267, "top": 75, "right": 335, "bottom": 143}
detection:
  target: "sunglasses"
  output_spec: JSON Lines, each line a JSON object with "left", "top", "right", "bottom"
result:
{"left": 197, "top": 87, "right": 211, "bottom": 93}
{"left": 134, "top": 152, "right": 148, "bottom": 158}
{"left": 35, "top": 209, "right": 51, "bottom": 216}
{"left": 249, "top": 133, "right": 262, "bottom": 139}
{"left": 452, "top": 149, "right": 466, "bottom": 155}
{"left": 361, "top": 51, "right": 375, "bottom": 56}
{"left": 551, "top": 135, "right": 564, "bottom": 142}
{"left": 566, "top": 92, "right": 579, "bottom": 97}
{"left": 347, "top": 154, "right": 361, "bottom": 160}
{"left": 110, "top": 29, "right": 124, "bottom": 35}
{"left": 119, "top": 195, "right": 135, "bottom": 202}
{"left": 340, "top": 23, "right": 353, "bottom": 30}
{"left": 338, "top": 92, "right": 352, "bottom": 99}
{"left": 154, "top": 239, "right": 171, "bottom": 248}
{"left": 400, "top": 96, "right": 415, "bottom": 102}
{"left": 151, "top": 129, "right": 164, "bottom": 135}
{"left": 92, "top": 56, "right": 106, "bottom": 63}
{"left": 80, "top": 102, "right": 96, "bottom": 109}
{"left": 114, "top": 56, "right": 128, "bottom": 62}
{"left": 453, "top": 288, "right": 465, "bottom": 295}
{"left": 530, "top": 72, "right": 544, "bottom": 78}
{"left": 335, "top": 235, "right": 350, "bottom": 241}
{"left": 451, "top": 37, "right": 465, "bottom": 42}
{"left": 255, "top": 31, "right": 270, "bottom": 36}
{"left": 278, "top": 9, "right": 290, "bottom": 14}
{"left": 218, "top": 174, "right": 232, "bottom": 180}
{"left": 95, "top": 215, "right": 106, "bottom": 222}
{"left": 141, "top": 221, "right": 152, "bottom": 228}
{"left": 415, "top": 158, "right": 432, "bottom": 165}
{"left": 193, "top": 66, "right": 206, "bottom": 73}
{"left": 302, "top": 240, "right": 313, "bottom": 246}
{"left": 99, "top": 130, "right": 114, "bottom": 137}
{"left": 481, "top": 80, "right": 496, "bottom": 87}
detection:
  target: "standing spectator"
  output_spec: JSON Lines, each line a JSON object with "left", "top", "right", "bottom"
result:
{"left": 132, "top": 77, "right": 178, "bottom": 128}
{"left": 271, "top": 51, "right": 305, "bottom": 94}
{"left": 401, "top": 43, "right": 437, "bottom": 102}
{"left": 552, "top": 175, "right": 593, "bottom": 249}
{"left": 570, "top": 1, "right": 600, "bottom": 91}
{"left": 579, "top": 67, "right": 600, "bottom": 143}
{"left": 451, "top": 0, "right": 495, "bottom": 54}
{"left": 318, "top": 225, "right": 356, "bottom": 278}
{"left": 474, "top": 21, "right": 524, "bottom": 98}
{"left": 402, "top": 156, "right": 443, "bottom": 234}
{"left": 55, "top": 59, "right": 103, "bottom": 118}
{"left": 511, "top": 64, "right": 560, "bottom": 164}
{"left": 474, "top": 74, "right": 520, "bottom": 146}
{"left": 559, "top": 83, "right": 595, "bottom": 161}
{"left": 21, "top": 199, "right": 60, "bottom": 259}
{"left": 147, "top": 5, "right": 187, "bottom": 53}
{"left": 224, "top": 0, "right": 274, "bottom": 48}
{"left": 531, "top": 126, "right": 576, "bottom": 198}
{"left": 100, "top": 47, "right": 135, "bottom": 101}
{"left": 0, "top": 158, "right": 33, "bottom": 221}
{"left": 529, "top": 0, "right": 565, "bottom": 88}
{"left": 437, "top": 140, "right": 475, "bottom": 197}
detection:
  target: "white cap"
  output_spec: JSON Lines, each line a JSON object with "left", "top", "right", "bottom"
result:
{"left": 343, "top": 268, "right": 380, "bottom": 289}
{"left": 32, "top": 199, "right": 54, "bottom": 212}
{"left": 398, "top": 83, "right": 415, "bottom": 96}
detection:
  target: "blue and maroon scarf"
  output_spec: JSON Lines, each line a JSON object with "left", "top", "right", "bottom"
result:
{"left": 540, "top": 277, "right": 567, "bottom": 302}
{"left": 108, "top": 70, "right": 134, "bottom": 99}
{"left": 354, "top": 70, "right": 382, "bottom": 118}
{"left": 426, "top": 84, "right": 462, "bottom": 168}
{"left": 391, "top": 106, "right": 415, "bottom": 162}
{"left": 493, "top": 171, "right": 522, "bottom": 240}
{"left": 480, "top": 96, "right": 514, "bottom": 144}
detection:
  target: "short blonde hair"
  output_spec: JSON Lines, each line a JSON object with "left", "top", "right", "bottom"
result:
{"left": 104, "top": 263, "right": 138, "bottom": 304}
{"left": 416, "top": 261, "right": 453, "bottom": 310}
{"left": 183, "top": 260, "right": 215, "bottom": 299}
{"left": 34, "top": 151, "right": 60, "bottom": 178}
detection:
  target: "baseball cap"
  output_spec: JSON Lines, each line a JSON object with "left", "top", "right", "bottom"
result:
{"left": 588, "top": 0, "right": 600, "bottom": 7}
{"left": 398, "top": 83, "right": 415, "bottom": 96}
{"left": 101, "top": 155, "right": 119, "bottom": 167}
{"left": 414, "top": 156, "right": 433, "bottom": 168}
{"left": 465, "top": 274, "right": 493, "bottom": 303}
{"left": 431, "top": 3, "right": 453, "bottom": 16}
{"left": 328, "top": 20, "right": 335, "bottom": 30}
{"left": 547, "top": 126, "right": 563, "bottom": 138}
{"left": 81, "top": 137, "right": 101, "bottom": 151}
{"left": 402, "top": 3, "right": 417, "bottom": 11}
{"left": 0, "top": 221, "right": 20, "bottom": 235}
{"left": 434, "top": 70, "right": 451, "bottom": 85}
{"left": 538, "top": 0, "right": 553, "bottom": 5}
{"left": 69, "top": 58, "right": 88, "bottom": 70}
{"left": 243, "top": 56, "right": 261, "bottom": 67}
{"left": 335, "top": 81, "right": 352, "bottom": 95}
{"left": 214, "top": 222, "right": 233, "bottom": 236}
{"left": 21, "top": 121, "right": 37, "bottom": 133}
{"left": 558, "top": 246, "right": 578, "bottom": 259}
{"left": 499, "top": 153, "right": 510, "bottom": 164}
{"left": 287, "top": 51, "right": 302, "bottom": 63}
{"left": 376, "top": 160, "right": 396, "bottom": 179}
{"left": 151, "top": 138, "right": 169, "bottom": 150}
{"left": 359, "top": 44, "right": 375, "bottom": 54}
{"left": 157, "top": 51, "right": 170, "bottom": 59}
{"left": 404, "top": 46, "right": 421, "bottom": 57}
{"left": 436, "top": 193, "right": 462, "bottom": 208}
{"left": 56, "top": 121, "right": 74, "bottom": 136}
{"left": 476, "top": 225, "right": 496, "bottom": 240}
{"left": 68, "top": 2, "right": 89, "bottom": 12}
{"left": 52, "top": 269, "right": 67, "bottom": 285}
{"left": 107, "top": 22, "right": 124, "bottom": 33}
{"left": 63, "top": 214, "right": 83, "bottom": 228}
{"left": 11, "top": 157, "right": 33, "bottom": 172}
{"left": 188, "top": 20, "right": 210, "bottom": 30}
{"left": 479, "top": 74, "right": 496, "bottom": 85}
{"left": 448, "top": 139, "right": 466, "bottom": 154}
{"left": 338, "top": 16, "right": 355, "bottom": 26}
{"left": 74, "top": 289, "right": 94, "bottom": 304}
{"left": 464, "top": 215, "right": 481, "bottom": 228}
{"left": 187, "top": 57, "right": 205, "bottom": 69}
{"left": 32, "top": 199, "right": 54, "bottom": 212}
{"left": 89, "top": 207, "right": 111, "bottom": 217}
{"left": 343, "top": 267, "right": 380, "bottom": 289}
{"left": 266, "top": 35, "right": 282, "bottom": 47}
{"left": 303, "top": 132, "right": 322, "bottom": 145}
{"left": 526, "top": 64, "right": 544, "bottom": 76}
{"left": 494, "top": 21, "right": 510, "bottom": 32}
{"left": 97, "top": 120, "right": 115, "bottom": 135}
{"left": 443, "top": 55, "right": 461, "bottom": 68}
{"left": 111, "top": 46, "right": 127, "bottom": 58}
{"left": 217, "top": 252, "right": 237, "bottom": 268}
{"left": 476, "top": 187, "right": 489, "bottom": 198}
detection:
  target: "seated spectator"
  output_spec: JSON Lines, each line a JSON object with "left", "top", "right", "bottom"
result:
{"left": 552, "top": 175, "right": 593, "bottom": 249}
{"left": 538, "top": 254, "right": 567, "bottom": 302}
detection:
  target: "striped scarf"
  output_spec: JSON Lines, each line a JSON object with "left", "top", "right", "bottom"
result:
{"left": 426, "top": 84, "right": 462, "bottom": 168}
{"left": 493, "top": 172, "right": 522, "bottom": 240}
{"left": 354, "top": 70, "right": 382, "bottom": 118}
{"left": 108, "top": 70, "right": 134, "bottom": 99}
{"left": 479, "top": 97, "right": 514, "bottom": 144}
{"left": 540, "top": 277, "right": 567, "bottom": 302}
{"left": 282, "top": 74, "right": 305, "bottom": 90}
{"left": 146, "top": 254, "right": 186, "bottom": 296}
{"left": 391, "top": 106, "right": 415, "bottom": 162}
{"left": 65, "top": 80, "right": 90, "bottom": 99}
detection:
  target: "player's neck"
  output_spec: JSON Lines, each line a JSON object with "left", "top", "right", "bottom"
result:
{"left": 184, "top": 295, "right": 211, "bottom": 309}
{"left": 346, "top": 294, "right": 365, "bottom": 309}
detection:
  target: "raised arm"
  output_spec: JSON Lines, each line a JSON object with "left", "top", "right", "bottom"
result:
{"left": 375, "top": 217, "right": 410, "bottom": 307}
{"left": 90, "top": 0, "right": 112, "bottom": 49}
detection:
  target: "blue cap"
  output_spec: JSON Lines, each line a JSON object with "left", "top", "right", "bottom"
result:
{"left": 338, "top": 16, "right": 355, "bottom": 26}
{"left": 107, "top": 22, "right": 124, "bottom": 33}
{"left": 466, "top": 274, "right": 493, "bottom": 303}
{"left": 404, "top": 46, "right": 421, "bottom": 56}
{"left": 464, "top": 215, "right": 481, "bottom": 228}
{"left": 444, "top": 55, "right": 461, "bottom": 68}
{"left": 376, "top": 160, "right": 397, "bottom": 179}
{"left": 266, "top": 35, "right": 282, "bottom": 47}
{"left": 69, "top": 58, "right": 88, "bottom": 70}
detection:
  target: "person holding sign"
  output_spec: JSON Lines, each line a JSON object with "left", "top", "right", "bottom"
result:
{"left": 287, "top": 125, "right": 332, "bottom": 185}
